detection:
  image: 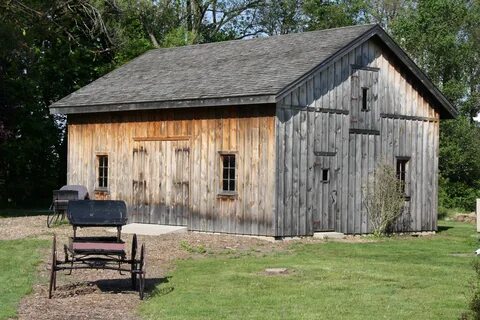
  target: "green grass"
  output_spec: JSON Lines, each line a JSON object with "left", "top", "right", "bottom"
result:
{"left": 438, "top": 206, "right": 470, "bottom": 220}
{"left": 0, "top": 208, "right": 50, "bottom": 218}
{"left": 0, "top": 238, "right": 48, "bottom": 320}
{"left": 141, "top": 221, "right": 479, "bottom": 320}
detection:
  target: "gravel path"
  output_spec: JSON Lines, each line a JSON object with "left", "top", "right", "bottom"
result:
{"left": 0, "top": 215, "right": 283, "bottom": 320}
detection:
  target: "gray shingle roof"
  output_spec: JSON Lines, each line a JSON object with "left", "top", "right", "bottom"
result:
{"left": 50, "top": 24, "right": 375, "bottom": 109}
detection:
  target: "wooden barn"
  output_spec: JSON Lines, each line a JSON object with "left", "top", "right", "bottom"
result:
{"left": 49, "top": 24, "right": 457, "bottom": 237}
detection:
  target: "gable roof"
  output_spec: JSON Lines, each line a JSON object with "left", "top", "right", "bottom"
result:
{"left": 49, "top": 24, "right": 457, "bottom": 118}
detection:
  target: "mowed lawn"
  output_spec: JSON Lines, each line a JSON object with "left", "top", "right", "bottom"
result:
{"left": 141, "top": 221, "right": 478, "bottom": 320}
{"left": 0, "top": 238, "right": 48, "bottom": 320}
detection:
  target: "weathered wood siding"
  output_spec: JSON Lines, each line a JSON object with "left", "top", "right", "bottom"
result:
{"left": 67, "top": 105, "right": 276, "bottom": 235}
{"left": 276, "top": 38, "right": 440, "bottom": 236}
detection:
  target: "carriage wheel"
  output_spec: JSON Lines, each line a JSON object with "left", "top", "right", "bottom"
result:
{"left": 47, "top": 208, "right": 63, "bottom": 228}
{"left": 131, "top": 234, "right": 138, "bottom": 289}
{"left": 46, "top": 210, "right": 58, "bottom": 228}
{"left": 48, "top": 234, "right": 57, "bottom": 299}
{"left": 138, "top": 243, "right": 146, "bottom": 300}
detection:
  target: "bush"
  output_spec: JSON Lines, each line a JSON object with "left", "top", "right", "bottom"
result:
{"left": 439, "top": 175, "right": 480, "bottom": 212}
{"left": 467, "top": 260, "right": 480, "bottom": 319}
{"left": 363, "top": 163, "right": 405, "bottom": 236}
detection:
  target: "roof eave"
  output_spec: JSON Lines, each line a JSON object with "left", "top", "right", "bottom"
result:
{"left": 49, "top": 94, "right": 277, "bottom": 115}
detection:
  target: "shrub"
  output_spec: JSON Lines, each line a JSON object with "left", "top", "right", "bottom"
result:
{"left": 363, "top": 162, "right": 405, "bottom": 236}
{"left": 466, "top": 260, "right": 480, "bottom": 320}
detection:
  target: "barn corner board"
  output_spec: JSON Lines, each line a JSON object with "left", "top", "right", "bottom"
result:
{"left": 51, "top": 24, "right": 455, "bottom": 236}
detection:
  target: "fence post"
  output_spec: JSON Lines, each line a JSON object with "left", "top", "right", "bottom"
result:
{"left": 477, "top": 199, "right": 480, "bottom": 233}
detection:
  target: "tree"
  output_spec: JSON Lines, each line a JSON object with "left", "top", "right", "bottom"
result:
{"left": 304, "top": 0, "right": 366, "bottom": 31}
{"left": 389, "top": 0, "right": 480, "bottom": 211}
{"left": 439, "top": 117, "right": 480, "bottom": 211}
{"left": 255, "top": 0, "right": 305, "bottom": 36}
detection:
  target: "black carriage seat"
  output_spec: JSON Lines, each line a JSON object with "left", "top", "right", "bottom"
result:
{"left": 52, "top": 185, "right": 89, "bottom": 212}
{"left": 52, "top": 190, "right": 79, "bottom": 211}
{"left": 67, "top": 200, "right": 128, "bottom": 227}
{"left": 60, "top": 185, "right": 89, "bottom": 200}
{"left": 67, "top": 200, "right": 128, "bottom": 256}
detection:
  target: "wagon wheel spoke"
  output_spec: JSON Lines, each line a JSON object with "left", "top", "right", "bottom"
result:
{"left": 131, "top": 234, "right": 138, "bottom": 290}
{"left": 47, "top": 209, "right": 62, "bottom": 228}
{"left": 46, "top": 211, "right": 56, "bottom": 228}
{"left": 48, "top": 234, "right": 57, "bottom": 299}
{"left": 139, "top": 243, "right": 146, "bottom": 300}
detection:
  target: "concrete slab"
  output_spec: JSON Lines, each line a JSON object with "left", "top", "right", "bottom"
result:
{"left": 108, "top": 223, "right": 187, "bottom": 236}
{"left": 313, "top": 232, "right": 346, "bottom": 240}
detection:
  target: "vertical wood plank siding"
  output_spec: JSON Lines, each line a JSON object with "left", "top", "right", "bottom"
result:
{"left": 68, "top": 105, "right": 276, "bottom": 236}
{"left": 276, "top": 39, "right": 440, "bottom": 236}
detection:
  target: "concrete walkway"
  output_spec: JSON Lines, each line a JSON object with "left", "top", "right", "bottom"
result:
{"left": 108, "top": 223, "right": 187, "bottom": 236}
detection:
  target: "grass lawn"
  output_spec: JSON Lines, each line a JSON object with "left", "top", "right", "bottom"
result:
{"left": 141, "top": 221, "right": 478, "bottom": 320}
{"left": 0, "top": 208, "right": 50, "bottom": 218}
{"left": 0, "top": 238, "right": 48, "bottom": 320}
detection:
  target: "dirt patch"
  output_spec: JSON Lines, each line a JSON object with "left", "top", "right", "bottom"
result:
{"left": 1, "top": 215, "right": 286, "bottom": 320}
{"left": 453, "top": 213, "right": 476, "bottom": 224}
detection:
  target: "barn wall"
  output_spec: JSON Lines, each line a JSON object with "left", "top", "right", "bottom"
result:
{"left": 276, "top": 38, "right": 440, "bottom": 236}
{"left": 67, "top": 105, "right": 276, "bottom": 236}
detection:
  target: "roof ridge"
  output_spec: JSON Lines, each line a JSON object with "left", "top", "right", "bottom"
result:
{"left": 150, "top": 24, "right": 377, "bottom": 52}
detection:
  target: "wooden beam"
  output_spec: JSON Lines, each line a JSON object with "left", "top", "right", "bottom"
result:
{"left": 133, "top": 136, "right": 190, "bottom": 141}
{"left": 314, "top": 151, "right": 336, "bottom": 156}
{"left": 349, "top": 128, "right": 380, "bottom": 135}
{"left": 278, "top": 105, "right": 349, "bottom": 115}
{"left": 380, "top": 113, "right": 438, "bottom": 122}
{"left": 351, "top": 64, "right": 380, "bottom": 72}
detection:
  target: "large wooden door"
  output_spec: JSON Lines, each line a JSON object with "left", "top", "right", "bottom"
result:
{"left": 313, "top": 155, "right": 338, "bottom": 231}
{"left": 131, "top": 140, "right": 190, "bottom": 225}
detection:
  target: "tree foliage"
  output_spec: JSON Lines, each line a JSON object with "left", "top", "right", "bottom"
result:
{"left": 0, "top": 0, "right": 479, "bottom": 211}
{"left": 389, "top": 0, "right": 480, "bottom": 211}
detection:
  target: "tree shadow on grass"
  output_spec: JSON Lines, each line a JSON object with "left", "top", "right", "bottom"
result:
{"left": 437, "top": 225, "right": 453, "bottom": 233}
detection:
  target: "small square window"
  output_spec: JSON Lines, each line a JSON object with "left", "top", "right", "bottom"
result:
{"left": 361, "top": 87, "right": 369, "bottom": 111}
{"left": 220, "top": 154, "right": 236, "bottom": 193}
{"left": 321, "top": 169, "right": 329, "bottom": 183}
{"left": 97, "top": 155, "right": 108, "bottom": 189}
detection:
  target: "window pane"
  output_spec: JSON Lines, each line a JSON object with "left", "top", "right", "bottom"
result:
{"left": 321, "top": 169, "right": 329, "bottom": 182}
{"left": 221, "top": 154, "right": 236, "bottom": 193}
{"left": 98, "top": 155, "right": 108, "bottom": 188}
{"left": 362, "top": 88, "right": 368, "bottom": 110}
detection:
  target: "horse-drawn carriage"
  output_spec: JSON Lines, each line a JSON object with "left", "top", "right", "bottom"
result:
{"left": 49, "top": 200, "right": 147, "bottom": 299}
{"left": 48, "top": 185, "right": 89, "bottom": 227}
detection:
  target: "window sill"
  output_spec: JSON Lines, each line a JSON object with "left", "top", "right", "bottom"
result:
{"left": 94, "top": 189, "right": 110, "bottom": 194}
{"left": 217, "top": 192, "right": 238, "bottom": 199}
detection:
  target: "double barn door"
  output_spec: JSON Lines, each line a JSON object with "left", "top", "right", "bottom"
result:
{"left": 131, "top": 140, "right": 190, "bottom": 225}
